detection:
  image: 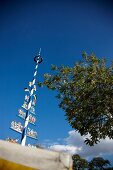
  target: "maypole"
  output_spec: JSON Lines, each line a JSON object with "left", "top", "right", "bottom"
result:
{"left": 10, "top": 49, "right": 43, "bottom": 146}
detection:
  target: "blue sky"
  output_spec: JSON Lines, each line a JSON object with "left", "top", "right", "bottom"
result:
{"left": 0, "top": 0, "right": 113, "bottom": 165}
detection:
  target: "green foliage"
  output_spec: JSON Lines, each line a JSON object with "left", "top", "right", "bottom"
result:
{"left": 88, "top": 157, "right": 110, "bottom": 170}
{"left": 38, "top": 53, "right": 113, "bottom": 145}
{"left": 72, "top": 154, "right": 88, "bottom": 170}
{"left": 72, "top": 155, "right": 111, "bottom": 170}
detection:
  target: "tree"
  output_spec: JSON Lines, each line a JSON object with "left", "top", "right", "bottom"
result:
{"left": 72, "top": 155, "right": 112, "bottom": 170}
{"left": 72, "top": 154, "right": 88, "bottom": 170}
{"left": 88, "top": 157, "right": 110, "bottom": 170}
{"left": 38, "top": 53, "right": 113, "bottom": 145}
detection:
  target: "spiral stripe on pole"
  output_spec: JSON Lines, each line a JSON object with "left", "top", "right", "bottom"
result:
{"left": 21, "top": 57, "right": 41, "bottom": 146}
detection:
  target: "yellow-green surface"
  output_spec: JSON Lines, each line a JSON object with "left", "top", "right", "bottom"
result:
{"left": 0, "top": 158, "right": 37, "bottom": 170}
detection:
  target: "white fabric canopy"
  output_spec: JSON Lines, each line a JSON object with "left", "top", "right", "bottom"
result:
{"left": 0, "top": 140, "right": 72, "bottom": 170}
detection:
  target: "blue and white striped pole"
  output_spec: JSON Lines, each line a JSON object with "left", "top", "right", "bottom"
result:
{"left": 21, "top": 50, "right": 43, "bottom": 146}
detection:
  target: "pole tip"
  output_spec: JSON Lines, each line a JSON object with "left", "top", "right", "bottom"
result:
{"left": 38, "top": 48, "right": 41, "bottom": 56}
{"left": 34, "top": 48, "right": 43, "bottom": 63}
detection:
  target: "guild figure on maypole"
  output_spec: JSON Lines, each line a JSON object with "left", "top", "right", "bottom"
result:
{"left": 10, "top": 49, "right": 43, "bottom": 146}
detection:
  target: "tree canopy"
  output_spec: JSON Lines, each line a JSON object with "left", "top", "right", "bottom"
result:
{"left": 38, "top": 53, "right": 113, "bottom": 145}
{"left": 72, "top": 155, "right": 111, "bottom": 170}
{"left": 72, "top": 154, "right": 88, "bottom": 170}
{"left": 88, "top": 157, "right": 110, "bottom": 170}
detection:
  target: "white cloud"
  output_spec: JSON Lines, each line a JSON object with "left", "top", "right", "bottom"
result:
{"left": 66, "top": 131, "right": 113, "bottom": 158}
{"left": 47, "top": 130, "right": 113, "bottom": 159}
{"left": 49, "top": 144, "right": 82, "bottom": 155}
